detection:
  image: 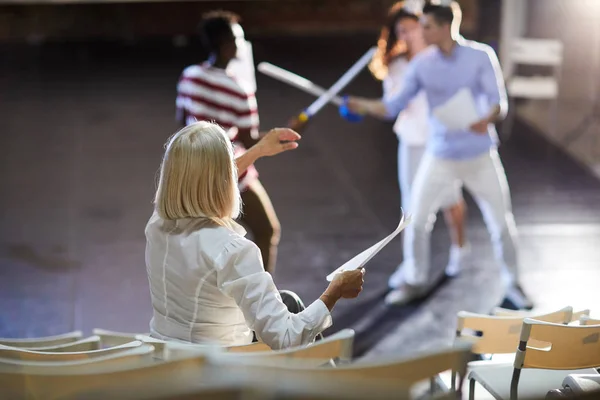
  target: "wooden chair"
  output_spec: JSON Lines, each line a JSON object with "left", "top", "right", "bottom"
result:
{"left": 92, "top": 328, "right": 146, "bottom": 348}
{"left": 24, "top": 336, "right": 101, "bottom": 352}
{"left": 223, "top": 329, "right": 354, "bottom": 366}
{"left": 212, "top": 342, "right": 472, "bottom": 398}
{"left": 452, "top": 307, "right": 574, "bottom": 393}
{"left": 0, "top": 340, "right": 150, "bottom": 363}
{"left": 0, "top": 331, "right": 83, "bottom": 348}
{"left": 467, "top": 319, "right": 600, "bottom": 400}
{"left": 580, "top": 315, "right": 600, "bottom": 326}
{"left": 493, "top": 307, "right": 590, "bottom": 324}
{"left": 94, "top": 328, "right": 273, "bottom": 355}
{"left": 0, "top": 347, "right": 205, "bottom": 399}
{"left": 226, "top": 341, "right": 272, "bottom": 353}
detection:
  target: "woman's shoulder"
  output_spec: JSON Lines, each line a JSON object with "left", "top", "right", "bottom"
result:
{"left": 387, "top": 57, "right": 409, "bottom": 76}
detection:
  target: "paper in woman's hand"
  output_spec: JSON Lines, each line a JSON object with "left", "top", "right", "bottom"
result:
{"left": 326, "top": 212, "right": 412, "bottom": 282}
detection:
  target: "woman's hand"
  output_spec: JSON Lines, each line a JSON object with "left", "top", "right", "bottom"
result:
{"left": 256, "top": 128, "right": 301, "bottom": 157}
{"left": 320, "top": 269, "right": 365, "bottom": 311}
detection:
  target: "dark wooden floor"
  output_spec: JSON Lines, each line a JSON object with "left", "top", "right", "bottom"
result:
{"left": 1, "top": 35, "right": 599, "bottom": 359}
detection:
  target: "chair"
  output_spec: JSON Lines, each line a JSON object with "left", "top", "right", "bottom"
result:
{"left": 25, "top": 336, "right": 101, "bottom": 352}
{"left": 580, "top": 315, "right": 600, "bottom": 326}
{"left": 226, "top": 341, "right": 272, "bottom": 353}
{"left": 493, "top": 307, "right": 590, "bottom": 324}
{"left": 467, "top": 319, "right": 600, "bottom": 400}
{"left": 0, "top": 344, "right": 199, "bottom": 399}
{"left": 92, "top": 328, "right": 145, "bottom": 348}
{"left": 212, "top": 342, "right": 472, "bottom": 398}
{"left": 95, "top": 328, "right": 273, "bottom": 354}
{"left": 0, "top": 340, "right": 149, "bottom": 363}
{"left": 502, "top": 38, "right": 563, "bottom": 139}
{"left": 224, "top": 329, "right": 354, "bottom": 366}
{"left": 0, "top": 331, "right": 83, "bottom": 348}
{"left": 452, "top": 307, "right": 574, "bottom": 392}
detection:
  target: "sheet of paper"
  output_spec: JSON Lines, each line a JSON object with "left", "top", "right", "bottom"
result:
{"left": 432, "top": 87, "right": 480, "bottom": 131}
{"left": 326, "top": 212, "right": 412, "bottom": 282}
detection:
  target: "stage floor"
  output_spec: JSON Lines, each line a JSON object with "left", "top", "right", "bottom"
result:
{"left": 1, "top": 35, "right": 599, "bottom": 358}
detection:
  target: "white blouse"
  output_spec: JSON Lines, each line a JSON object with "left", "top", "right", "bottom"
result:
{"left": 145, "top": 212, "right": 332, "bottom": 350}
{"left": 383, "top": 57, "right": 430, "bottom": 147}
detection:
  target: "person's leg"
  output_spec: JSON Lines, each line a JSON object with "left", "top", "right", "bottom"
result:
{"left": 459, "top": 150, "right": 532, "bottom": 310}
{"left": 443, "top": 196, "right": 467, "bottom": 248}
{"left": 239, "top": 179, "right": 281, "bottom": 275}
{"left": 386, "top": 154, "right": 457, "bottom": 305}
{"left": 388, "top": 142, "right": 426, "bottom": 288}
{"left": 441, "top": 182, "right": 470, "bottom": 277}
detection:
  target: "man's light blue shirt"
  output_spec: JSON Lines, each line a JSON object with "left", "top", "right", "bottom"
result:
{"left": 383, "top": 39, "right": 508, "bottom": 160}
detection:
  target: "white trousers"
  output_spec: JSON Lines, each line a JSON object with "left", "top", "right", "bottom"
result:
{"left": 398, "top": 142, "right": 462, "bottom": 214}
{"left": 402, "top": 149, "right": 519, "bottom": 287}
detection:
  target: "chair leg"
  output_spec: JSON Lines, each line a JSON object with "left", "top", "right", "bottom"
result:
{"left": 451, "top": 370, "right": 456, "bottom": 392}
{"left": 502, "top": 96, "right": 517, "bottom": 141}
{"left": 469, "top": 378, "right": 476, "bottom": 400}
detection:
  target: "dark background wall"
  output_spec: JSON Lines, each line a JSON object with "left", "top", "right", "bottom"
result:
{"left": 0, "top": 0, "right": 480, "bottom": 42}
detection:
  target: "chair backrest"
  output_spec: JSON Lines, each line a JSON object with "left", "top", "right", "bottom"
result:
{"left": 225, "top": 329, "right": 354, "bottom": 366}
{"left": 215, "top": 342, "right": 471, "bottom": 389}
{"left": 226, "top": 342, "right": 272, "bottom": 353}
{"left": 92, "top": 328, "right": 142, "bottom": 348}
{"left": 0, "top": 343, "right": 156, "bottom": 375}
{"left": 511, "top": 38, "right": 563, "bottom": 66}
{"left": 494, "top": 307, "right": 589, "bottom": 324}
{"left": 0, "top": 349, "right": 208, "bottom": 399}
{"left": 456, "top": 307, "right": 573, "bottom": 354}
{"left": 516, "top": 319, "right": 600, "bottom": 370}
{"left": 580, "top": 315, "right": 600, "bottom": 326}
{"left": 0, "top": 340, "right": 146, "bottom": 362}
{"left": 0, "top": 331, "right": 83, "bottom": 348}
{"left": 25, "top": 336, "right": 101, "bottom": 352}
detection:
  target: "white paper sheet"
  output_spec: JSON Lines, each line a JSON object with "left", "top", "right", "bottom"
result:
{"left": 432, "top": 87, "right": 480, "bottom": 131}
{"left": 326, "top": 212, "right": 412, "bottom": 282}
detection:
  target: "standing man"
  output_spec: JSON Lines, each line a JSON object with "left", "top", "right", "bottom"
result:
{"left": 347, "top": 2, "right": 533, "bottom": 310}
{"left": 176, "top": 11, "right": 290, "bottom": 275}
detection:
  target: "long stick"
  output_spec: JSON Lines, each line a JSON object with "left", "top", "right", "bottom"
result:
{"left": 299, "top": 47, "right": 376, "bottom": 121}
{"left": 257, "top": 62, "right": 343, "bottom": 106}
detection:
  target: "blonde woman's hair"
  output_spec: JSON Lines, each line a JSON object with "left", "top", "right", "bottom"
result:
{"left": 154, "top": 121, "right": 241, "bottom": 224}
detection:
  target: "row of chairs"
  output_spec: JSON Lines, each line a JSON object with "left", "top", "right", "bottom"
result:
{"left": 1, "top": 309, "right": 598, "bottom": 399}
{"left": 0, "top": 328, "right": 470, "bottom": 399}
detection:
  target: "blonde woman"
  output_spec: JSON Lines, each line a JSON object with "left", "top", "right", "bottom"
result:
{"left": 146, "top": 122, "right": 365, "bottom": 349}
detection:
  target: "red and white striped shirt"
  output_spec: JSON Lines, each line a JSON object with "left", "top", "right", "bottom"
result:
{"left": 176, "top": 63, "right": 260, "bottom": 190}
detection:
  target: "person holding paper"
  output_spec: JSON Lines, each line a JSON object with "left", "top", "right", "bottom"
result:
{"left": 368, "top": 1, "right": 469, "bottom": 298}
{"left": 146, "top": 121, "right": 365, "bottom": 350}
{"left": 347, "top": 2, "right": 532, "bottom": 310}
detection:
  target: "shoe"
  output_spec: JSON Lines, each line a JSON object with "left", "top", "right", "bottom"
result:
{"left": 501, "top": 284, "right": 534, "bottom": 310}
{"left": 384, "top": 283, "right": 428, "bottom": 306}
{"left": 388, "top": 264, "right": 405, "bottom": 289}
{"left": 445, "top": 243, "right": 471, "bottom": 277}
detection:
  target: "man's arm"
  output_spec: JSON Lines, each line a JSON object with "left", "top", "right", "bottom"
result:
{"left": 347, "top": 60, "right": 422, "bottom": 120}
{"left": 470, "top": 48, "right": 508, "bottom": 133}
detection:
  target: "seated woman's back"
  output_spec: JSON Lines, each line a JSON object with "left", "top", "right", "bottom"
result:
{"left": 146, "top": 214, "right": 253, "bottom": 346}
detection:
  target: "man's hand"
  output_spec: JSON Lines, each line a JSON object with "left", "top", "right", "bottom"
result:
{"left": 346, "top": 97, "right": 368, "bottom": 115}
{"left": 469, "top": 118, "right": 491, "bottom": 134}
{"left": 255, "top": 128, "right": 301, "bottom": 157}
